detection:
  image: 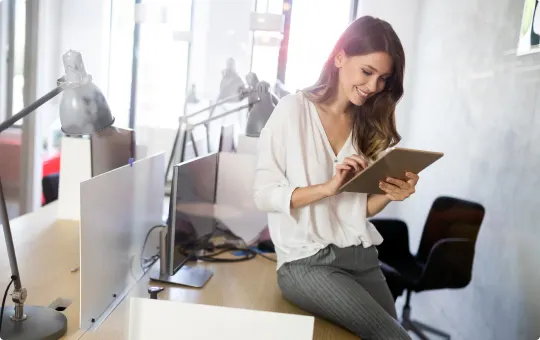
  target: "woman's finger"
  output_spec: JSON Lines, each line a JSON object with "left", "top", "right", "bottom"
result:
{"left": 336, "top": 164, "right": 352, "bottom": 172}
{"left": 385, "top": 177, "right": 410, "bottom": 190}
{"left": 405, "top": 172, "right": 419, "bottom": 184}
{"left": 342, "top": 157, "right": 363, "bottom": 172}
{"left": 379, "top": 181, "right": 400, "bottom": 194}
{"left": 349, "top": 154, "right": 368, "bottom": 169}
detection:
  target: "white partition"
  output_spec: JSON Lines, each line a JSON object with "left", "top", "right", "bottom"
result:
{"left": 58, "top": 135, "right": 149, "bottom": 221}
{"left": 79, "top": 153, "right": 165, "bottom": 330}
{"left": 215, "top": 152, "right": 267, "bottom": 244}
{"left": 128, "top": 297, "right": 315, "bottom": 340}
{"left": 58, "top": 136, "right": 91, "bottom": 220}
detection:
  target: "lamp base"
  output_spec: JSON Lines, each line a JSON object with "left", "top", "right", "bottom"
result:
{"left": 0, "top": 305, "right": 67, "bottom": 340}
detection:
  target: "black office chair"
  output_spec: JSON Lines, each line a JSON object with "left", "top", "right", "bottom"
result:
{"left": 42, "top": 172, "right": 60, "bottom": 205}
{"left": 371, "top": 196, "right": 485, "bottom": 340}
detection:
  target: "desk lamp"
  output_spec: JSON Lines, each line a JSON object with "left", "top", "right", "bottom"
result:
{"left": 0, "top": 50, "right": 114, "bottom": 340}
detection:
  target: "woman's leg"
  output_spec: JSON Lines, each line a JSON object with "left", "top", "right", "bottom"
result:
{"left": 278, "top": 251, "right": 410, "bottom": 339}
{"left": 352, "top": 266, "right": 398, "bottom": 319}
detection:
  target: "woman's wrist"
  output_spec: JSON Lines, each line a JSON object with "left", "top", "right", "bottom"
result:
{"left": 320, "top": 182, "right": 335, "bottom": 198}
{"left": 366, "top": 194, "right": 392, "bottom": 217}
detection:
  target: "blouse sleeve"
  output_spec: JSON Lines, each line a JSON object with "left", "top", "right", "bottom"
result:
{"left": 253, "top": 94, "right": 298, "bottom": 216}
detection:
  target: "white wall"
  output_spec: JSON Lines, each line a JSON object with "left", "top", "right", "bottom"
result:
{"left": 357, "top": 0, "right": 423, "bottom": 139}
{"left": 392, "top": 0, "right": 540, "bottom": 338}
{"left": 356, "top": 0, "right": 423, "bottom": 218}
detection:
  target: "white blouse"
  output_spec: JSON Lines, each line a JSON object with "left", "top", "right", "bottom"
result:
{"left": 253, "top": 92, "right": 383, "bottom": 270}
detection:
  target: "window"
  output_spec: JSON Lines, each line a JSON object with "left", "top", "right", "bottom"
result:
{"left": 256, "top": 0, "right": 284, "bottom": 14}
{"left": 250, "top": 0, "right": 285, "bottom": 85}
{"left": 134, "top": 0, "right": 193, "bottom": 128}
{"left": 107, "top": 0, "right": 136, "bottom": 128}
{"left": 284, "top": 0, "right": 352, "bottom": 92}
{"left": 11, "top": 0, "right": 25, "bottom": 123}
{"left": 0, "top": 0, "right": 26, "bottom": 126}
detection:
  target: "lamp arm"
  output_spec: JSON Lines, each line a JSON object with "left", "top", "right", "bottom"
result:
{"left": 164, "top": 100, "right": 257, "bottom": 182}
{"left": 0, "top": 177, "right": 22, "bottom": 291}
{"left": 191, "top": 102, "right": 253, "bottom": 129}
{"left": 0, "top": 82, "right": 64, "bottom": 318}
{"left": 0, "top": 86, "right": 64, "bottom": 134}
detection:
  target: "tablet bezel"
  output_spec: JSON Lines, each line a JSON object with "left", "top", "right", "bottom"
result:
{"left": 338, "top": 147, "right": 444, "bottom": 195}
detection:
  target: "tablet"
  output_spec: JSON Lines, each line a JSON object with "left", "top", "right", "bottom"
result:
{"left": 339, "top": 147, "right": 444, "bottom": 194}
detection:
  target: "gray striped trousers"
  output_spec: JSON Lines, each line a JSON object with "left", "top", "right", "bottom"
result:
{"left": 277, "top": 244, "right": 411, "bottom": 339}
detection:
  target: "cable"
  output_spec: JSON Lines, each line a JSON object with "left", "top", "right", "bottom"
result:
{"left": 195, "top": 226, "right": 277, "bottom": 263}
{"left": 196, "top": 247, "right": 257, "bottom": 263}
{"left": 140, "top": 224, "right": 166, "bottom": 272}
{"left": 0, "top": 275, "right": 16, "bottom": 333}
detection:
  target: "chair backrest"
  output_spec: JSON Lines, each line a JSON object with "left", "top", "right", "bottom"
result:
{"left": 416, "top": 196, "right": 485, "bottom": 264}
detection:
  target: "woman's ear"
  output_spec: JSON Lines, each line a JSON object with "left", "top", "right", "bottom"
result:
{"left": 334, "top": 50, "right": 346, "bottom": 68}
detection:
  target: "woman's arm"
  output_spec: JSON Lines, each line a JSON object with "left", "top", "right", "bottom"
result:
{"left": 367, "top": 173, "right": 421, "bottom": 217}
{"left": 253, "top": 95, "right": 299, "bottom": 216}
{"left": 290, "top": 184, "right": 330, "bottom": 209}
{"left": 291, "top": 160, "right": 362, "bottom": 209}
{"left": 366, "top": 194, "right": 392, "bottom": 217}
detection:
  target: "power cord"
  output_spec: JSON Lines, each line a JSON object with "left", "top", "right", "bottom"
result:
{"left": 140, "top": 225, "right": 166, "bottom": 272}
{"left": 196, "top": 247, "right": 257, "bottom": 262}
{"left": 0, "top": 275, "right": 16, "bottom": 333}
{"left": 195, "top": 225, "right": 277, "bottom": 263}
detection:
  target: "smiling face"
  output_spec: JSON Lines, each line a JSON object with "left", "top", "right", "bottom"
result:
{"left": 334, "top": 51, "right": 393, "bottom": 106}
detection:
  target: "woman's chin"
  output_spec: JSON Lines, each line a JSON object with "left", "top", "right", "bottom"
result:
{"left": 350, "top": 95, "right": 366, "bottom": 106}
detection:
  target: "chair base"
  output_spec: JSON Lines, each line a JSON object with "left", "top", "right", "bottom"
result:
{"left": 401, "top": 306, "right": 451, "bottom": 340}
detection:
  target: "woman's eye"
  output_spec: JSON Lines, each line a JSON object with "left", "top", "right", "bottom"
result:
{"left": 362, "top": 69, "right": 372, "bottom": 76}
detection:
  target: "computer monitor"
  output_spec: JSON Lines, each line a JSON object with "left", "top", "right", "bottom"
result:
{"left": 90, "top": 126, "right": 135, "bottom": 177}
{"left": 167, "top": 152, "right": 219, "bottom": 273}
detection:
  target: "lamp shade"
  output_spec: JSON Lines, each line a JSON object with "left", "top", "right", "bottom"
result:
{"left": 59, "top": 50, "right": 115, "bottom": 135}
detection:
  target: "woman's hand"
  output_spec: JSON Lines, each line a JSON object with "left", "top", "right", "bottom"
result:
{"left": 323, "top": 155, "right": 368, "bottom": 196}
{"left": 379, "top": 172, "right": 419, "bottom": 201}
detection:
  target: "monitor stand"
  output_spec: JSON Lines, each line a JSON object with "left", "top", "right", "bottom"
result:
{"left": 148, "top": 230, "right": 213, "bottom": 288}
{"left": 149, "top": 263, "right": 213, "bottom": 288}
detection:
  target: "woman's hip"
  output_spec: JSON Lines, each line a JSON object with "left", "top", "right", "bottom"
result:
{"left": 279, "top": 243, "right": 380, "bottom": 274}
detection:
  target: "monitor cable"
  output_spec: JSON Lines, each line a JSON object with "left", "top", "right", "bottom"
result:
{"left": 0, "top": 275, "right": 16, "bottom": 333}
{"left": 140, "top": 224, "right": 167, "bottom": 272}
{"left": 195, "top": 225, "right": 276, "bottom": 263}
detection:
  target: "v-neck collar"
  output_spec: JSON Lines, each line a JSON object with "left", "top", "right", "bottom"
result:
{"left": 309, "top": 100, "right": 352, "bottom": 159}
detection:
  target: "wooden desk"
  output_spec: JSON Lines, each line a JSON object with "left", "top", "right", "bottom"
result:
{"left": 80, "top": 256, "right": 359, "bottom": 340}
{"left": 1, "top": 203, "right": 358, "bottom": 339}
{"left": 0, "top": 202, "right": 83, "bottom": 339}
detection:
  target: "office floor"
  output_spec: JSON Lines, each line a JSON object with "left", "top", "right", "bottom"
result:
{"left": 395, "top": 292, "right": 457, "bottom": 340}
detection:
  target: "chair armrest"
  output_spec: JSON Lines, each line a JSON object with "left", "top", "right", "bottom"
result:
{"left": 416, "top": 238, "right": 474, "bottom": 291}
{"left": 369, "top": 218, "right": 413, "bottom": 264}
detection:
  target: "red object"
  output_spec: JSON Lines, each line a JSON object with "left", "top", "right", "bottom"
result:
{"left": 41, "top": 152, "right": 61, "bottom": 204}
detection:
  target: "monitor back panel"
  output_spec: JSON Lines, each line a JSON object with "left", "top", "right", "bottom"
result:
{"left": 169, "top": 152, "right": 219, "bottom": 274}
{"left": 90, "top": 126, "right": 135, "bottom": 177}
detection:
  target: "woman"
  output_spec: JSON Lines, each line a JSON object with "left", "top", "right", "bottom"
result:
{"left": 253, "top": 16, "right": 415, "bottom": 339}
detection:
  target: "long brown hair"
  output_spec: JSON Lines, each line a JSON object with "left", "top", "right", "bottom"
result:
{"left": 304, "top": 16, "right": 405, "bottom": 160}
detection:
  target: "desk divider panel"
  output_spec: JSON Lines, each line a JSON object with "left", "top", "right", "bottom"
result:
{"left": 215, "top": 152, "right": 268, "bottom": 244}
{"left": 58, "top": 136, "right": 92, "bottom": 221}
{"left": 128, "top": 297, "right": 315, "bottom": 340}
{"left": 79, "top": 153, "right": 165, "bottom": 330}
